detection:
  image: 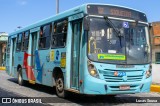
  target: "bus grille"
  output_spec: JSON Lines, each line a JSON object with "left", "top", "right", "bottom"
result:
{"left": 99, "top": 69, "right": 144, "bottom": 82}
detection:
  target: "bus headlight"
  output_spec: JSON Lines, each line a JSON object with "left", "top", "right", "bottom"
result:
{"left": 88, "top": 64, "right": 99, "bottom": 78}
{"left": 146, "top": 65, "right": 152, "bottom": 78}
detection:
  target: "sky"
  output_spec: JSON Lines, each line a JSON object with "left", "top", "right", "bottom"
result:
{"left": 0, "top": 0, "right": 159, "bottom": 33}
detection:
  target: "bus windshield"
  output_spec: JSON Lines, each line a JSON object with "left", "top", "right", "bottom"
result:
{"left": 88, "top": 17, "right": 151, "bottom": 64}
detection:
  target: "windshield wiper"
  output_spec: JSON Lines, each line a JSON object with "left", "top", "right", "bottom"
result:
{"left": 104, "top": 16, "right": 123, "bottom": 47}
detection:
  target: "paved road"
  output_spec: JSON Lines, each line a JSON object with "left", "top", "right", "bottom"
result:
{"left": 0, "top": 70, "right": 160, "bottom": 106}
{"left": 0, "top": 87, "right": 45, "bottom": 106}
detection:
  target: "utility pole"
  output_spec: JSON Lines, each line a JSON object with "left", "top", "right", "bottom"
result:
{"left": 56, "top": 0, "right": 59, "bottom": 14}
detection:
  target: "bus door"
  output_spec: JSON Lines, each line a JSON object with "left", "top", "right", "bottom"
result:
{"left": 28, "top": 32, "right": 38, "bottom": 83}
{"left": 31, "top": 32, "right": 37, "bottom": 68}
{"left": 71, "top": 20, "right": 82, "bottom": 90}
{"left": 11, "top": 38, "right": 16, "bottom": 76}
{"left": 12, "top": 38, "right": 16, "bottom": 67}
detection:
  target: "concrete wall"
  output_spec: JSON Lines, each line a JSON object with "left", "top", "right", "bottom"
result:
{"left": 150, "top": 22, "right": 160, "bottom": 63}
{"left": 152, "top": 64, "right": 160, "bottom": 84}
{"left": 0, "top": 43, "right": 6, "bottom": 66}
{"left": 0, "top": 32, "right": 8, "bottom": 66}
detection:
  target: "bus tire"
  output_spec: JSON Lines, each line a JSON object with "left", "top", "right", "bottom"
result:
{"left": 17, "top": 68, "right": 24, "bottom": 86}
{"left": 55, "top": 74, "right": 66, "bottom": 98}
{"left": 109, "top": 95, "right": 117, "bottom": 97}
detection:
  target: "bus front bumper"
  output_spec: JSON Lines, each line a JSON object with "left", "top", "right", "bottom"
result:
{"left": 83, "top": 75, "right": 152, "bottom": 95}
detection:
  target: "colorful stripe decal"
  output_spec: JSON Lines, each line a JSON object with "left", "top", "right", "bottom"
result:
{"left": 35, "top": 50, "right": 43, "bottom": 82}
{"left": 23, "top": 52, "right": 35, "bottom": 80}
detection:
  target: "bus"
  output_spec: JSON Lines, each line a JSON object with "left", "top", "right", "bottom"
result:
{"left": 6, "top": 3, "right": 152, "bottom": 98}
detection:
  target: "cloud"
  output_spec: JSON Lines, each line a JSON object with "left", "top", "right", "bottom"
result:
{"left": 17, "top": 0, "right": 27, "bottom": 6}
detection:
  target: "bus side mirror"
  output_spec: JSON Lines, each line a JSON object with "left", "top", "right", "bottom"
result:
{"left": 83, "top": 17, "right": 90, "bottom": 31}
{"left": 148, "top": 23, "right": 153, "bottom": 44}
{"left": 149, "top": 23, "right": 152, "bottom": 30}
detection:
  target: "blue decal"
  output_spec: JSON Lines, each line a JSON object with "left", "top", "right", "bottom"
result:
{"left": 123, "top": 22, "right": 129, "bottom": 28}
{"left": 56, "top": 50, "right": 60, "bottom": 60}
{"left": 35, "top": 50, "right": 43, "bottom": 82}
{"left": 118, "top": 72, "right": 126, "bottom": 77}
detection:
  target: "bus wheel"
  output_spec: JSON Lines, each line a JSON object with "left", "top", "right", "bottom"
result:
{"left": 18, "top": 68, "right": 24, "bottom": 86}
{"left": 109, "top": 95, "right": 117, "bottom": 97}
{"left": 55, "top": 74, "right": 66, "bottom": 98}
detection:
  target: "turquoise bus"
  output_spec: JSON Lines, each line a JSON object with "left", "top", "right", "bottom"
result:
{"left": 6, "top": 4, "right": 152, "bottom": 98}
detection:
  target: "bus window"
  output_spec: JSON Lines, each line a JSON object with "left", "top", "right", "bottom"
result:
{"left": 22, "top": 32, "right": 25, "bottom": 51}
{"left": 16, "top": 33, "right": 22, "bottom": 51}
{"left": 39, "top": 24, "right": 51, "bottom": 49}
{"left": 21, "top": 31, "right": 29, "bottom": 51}
{"left": 24, "top": 31, "right": 30, "bottom": 51}
{"left": 52, "top": 20, "right": 68, "bottom": 48}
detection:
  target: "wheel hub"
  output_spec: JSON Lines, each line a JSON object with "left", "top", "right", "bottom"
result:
{"left": 18, "top": 73, "right": 22, "bottom": 82}
{"left": 56, "top": 78, "right": 63, "bottom": 92}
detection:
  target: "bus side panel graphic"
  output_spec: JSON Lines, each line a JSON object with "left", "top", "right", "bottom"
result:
{"left": 23, "top": 52, "right": 35, "bottom": 81}
{"left": 35, "top": 50, "right": 43, "bottom": 82}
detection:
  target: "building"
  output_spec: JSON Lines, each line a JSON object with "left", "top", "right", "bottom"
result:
{"left": 0, "top": 32, "right": 8, "bottom": 66}
{"left": 151, "top": 22, "right": 160, "bottom": 63}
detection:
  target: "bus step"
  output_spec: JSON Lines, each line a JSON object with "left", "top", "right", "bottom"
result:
{"left": 29, "top": 80, "right": 36, "bottom": 84}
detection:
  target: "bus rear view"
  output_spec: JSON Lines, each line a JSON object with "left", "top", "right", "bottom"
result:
{"left": 84, "top": 4, "right": 151, "bottom": 95}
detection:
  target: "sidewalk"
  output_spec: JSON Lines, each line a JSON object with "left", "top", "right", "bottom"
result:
{"left": 0, "top": 67, "right": 5, "bottom": 70}
{"left": 151, "top": 64, "right": 160, "bottom": 92}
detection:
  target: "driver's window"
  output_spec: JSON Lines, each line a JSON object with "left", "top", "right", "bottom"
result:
{"left": 129, "top": 26, "right": 146, "bottom": 46}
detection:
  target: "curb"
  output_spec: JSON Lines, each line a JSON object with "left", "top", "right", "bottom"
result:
{"left": 151, "top": 84, "right": 160, "bottom": 92}
{"left": 0, "top": 67, "right": 6, "bottom": 71}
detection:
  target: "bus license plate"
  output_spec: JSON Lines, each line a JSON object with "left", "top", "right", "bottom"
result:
{"left": 119, "top": 85, "right": 130, "bottom": 90}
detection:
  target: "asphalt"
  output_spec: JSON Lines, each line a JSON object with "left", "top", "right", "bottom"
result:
{"left": 0, "top": 88, "right": 45, "bottom": 106}
{"left": 0, "top": 87, "right": 21, "bottom": 97}
{"left": 0, "top": 70, "right": 160, "bottom": 106}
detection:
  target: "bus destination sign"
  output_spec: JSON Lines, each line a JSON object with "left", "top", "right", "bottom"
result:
{"left": 87, "top": 5, "right": 147, "bottom": 22}
{"left": 110, "top": 8, "right": 132, "bottom": 18}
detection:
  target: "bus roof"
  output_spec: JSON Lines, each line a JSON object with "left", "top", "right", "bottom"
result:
{"left": 87, "top": 3, "right": 145, "bottom": 14}
{"left": 9, "top": 3, "right": 146, "bottom": 36}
